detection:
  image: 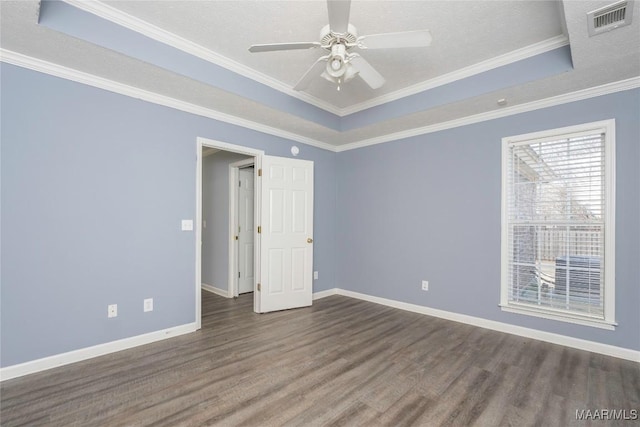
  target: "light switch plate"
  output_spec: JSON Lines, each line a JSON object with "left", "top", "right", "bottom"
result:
{"left": 144, "top": 298, "right": 153, "bottom": 312}
{"left": 181, "top": 219, "right": 193, "bottom": 231}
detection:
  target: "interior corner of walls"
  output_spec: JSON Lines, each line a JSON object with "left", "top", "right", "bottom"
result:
{"left": 201, "top": 283, "right": 230, "bottom": 298}
{"left": 312, "top": 288, "right": 339, "bottom": 300}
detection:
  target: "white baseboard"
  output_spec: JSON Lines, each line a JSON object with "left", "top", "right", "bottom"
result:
{"left": 201, "top": 283, "right": 230, "bottom": 298}
{"left": 3, "top": 287, "right": 635, "bottom": 382}
{"left": 333, "top": 289, "right": 639, "bottom": 363}
{"left": 312, "top": 288, "right": 339, "bottom": 300}
{"left": 0, "top": 322, "right": 198, "bottom": 382}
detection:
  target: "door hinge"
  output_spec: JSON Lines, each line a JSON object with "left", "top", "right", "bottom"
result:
{"left": 238, "top": 272, "right": 241, "bottom": 278}
{"left": 258, "top": 169, "right": 262, "bottom": 177}
{"left": 257, "top": 283, "right": 261, "bottom": 291}
{"left": 239, "top": 180, "right": 241, "bottom": 187}
{"left": 257, "top": 226, "right": 261, "bottom": 234}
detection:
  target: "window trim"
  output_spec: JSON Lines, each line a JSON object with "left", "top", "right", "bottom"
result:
{"left": 500, "top": 119, "right": 616, "bottom": 329}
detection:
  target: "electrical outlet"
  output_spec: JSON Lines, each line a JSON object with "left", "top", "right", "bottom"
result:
{"left": 422, "top": 280, "right": 429, "bottom": 291}
{"left": 108, "top": 304, "right": 118, "bottom": 318}
{"left": 144, "top": 298, "right": 153, "bottom": 312}
{"left": 313, "top": 271, "right": 319, "bottom": 280}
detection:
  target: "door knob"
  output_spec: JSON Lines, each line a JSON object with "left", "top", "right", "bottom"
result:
{"left": 307, "top": 238, "right": 313, "bottom": 243}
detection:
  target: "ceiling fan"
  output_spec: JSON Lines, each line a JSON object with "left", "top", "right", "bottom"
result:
{"left": 248, "top": 0, "right": 432, "bottom": 91}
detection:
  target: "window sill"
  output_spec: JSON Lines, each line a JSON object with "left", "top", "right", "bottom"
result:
{"left": 500, "top": 304, "right": 617, "bottom": 330}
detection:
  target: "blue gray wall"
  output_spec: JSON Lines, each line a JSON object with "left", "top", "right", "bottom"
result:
{"left": 336, "top": 88, "right": 640, "bottom": 351}
{"left": 201, "top": 151, "right": 252, "bottom": 290}
{"left": 0, "top": 63, "right": 337, "bottom": 367}
{"left": 1, "top": 61, "right": 637, "bottom": 368}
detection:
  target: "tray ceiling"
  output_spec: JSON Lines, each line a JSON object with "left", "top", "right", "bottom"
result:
{"left": 1, "top": 1, "right": 638, "bottom": 150}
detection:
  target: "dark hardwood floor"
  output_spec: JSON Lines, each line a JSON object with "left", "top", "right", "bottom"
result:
{"left": 1, "top": 291, "right": 638, "bottom": 426}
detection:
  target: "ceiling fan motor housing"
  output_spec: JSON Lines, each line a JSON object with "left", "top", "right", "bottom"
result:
{"left": 320, "top": 24, "right": 358, "bottom": 47}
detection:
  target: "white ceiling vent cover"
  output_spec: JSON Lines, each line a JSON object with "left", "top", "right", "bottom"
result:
{"left": 587, "top": 1, "right": 633, "bottom": 36}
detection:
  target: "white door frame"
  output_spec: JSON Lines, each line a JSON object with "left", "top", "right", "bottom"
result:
{"left": 196, "top": 137, "right": 264, "bottom": 329}
{"left": 228, "top": 158, "right": 255, "bottom": 298}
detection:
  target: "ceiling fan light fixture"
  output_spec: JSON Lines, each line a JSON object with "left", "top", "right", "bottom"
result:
{"left": 325, "top": 42, "right": 348, "bottom": 77}
{"left": 321, "top": 70, "right": 336, "bottom": 83}
{"left": 326, "top": 58, "right": 345, "bottom": 77}
{"left": 321, "top": 62, "right": 358, "bottom": 87}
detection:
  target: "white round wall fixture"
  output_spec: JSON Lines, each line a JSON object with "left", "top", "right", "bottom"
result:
{"left": 291, "top": 146, "right": 300, "bottom": 156}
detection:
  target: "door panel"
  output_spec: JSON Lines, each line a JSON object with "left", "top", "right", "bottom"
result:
{"left": 243, "top": 243, "right": 253, "bottom": 278}
{"left": 237, "top": 168, "right": 254, "bottom": 294}
{"left": 269, "top": 189, "right": 285, "bottom": 233}
{"left": 291, "top": 248, "right": 306, "bottom": 291}
{"left": 292, "top": 191, "right": 307, "bottom": 233}
{"left": 268, "top": 248, "right": 284, "bottom": 294}
{"left": 258, "top": 156, "right": 314, "bottom": 312}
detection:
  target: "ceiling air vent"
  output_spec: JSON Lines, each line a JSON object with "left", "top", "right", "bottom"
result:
{"left": 587, "top": 1, "right": 633, "bottom": 36}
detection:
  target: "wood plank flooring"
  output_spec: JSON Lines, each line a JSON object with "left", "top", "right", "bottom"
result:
{"left": 1, "top": 291, "right": 638, "bottom": 426}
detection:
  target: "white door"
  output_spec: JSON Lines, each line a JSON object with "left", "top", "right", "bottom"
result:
{"left": 237, "top": 168, "right": 255, "bottom": 294}
{"left": 258, "top": 155, "right": 314, "bottom": 313}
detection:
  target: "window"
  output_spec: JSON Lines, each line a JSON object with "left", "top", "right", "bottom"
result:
{"left": 501, "top": 120, "right": 616, "bottom": 329}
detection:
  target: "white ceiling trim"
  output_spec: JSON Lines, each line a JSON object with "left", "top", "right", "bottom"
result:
{"left": 3, "top": 49, "right": 636, "bottom": 155}
{"left": 340, "top": 35, "right": 570, "bottom": 116}
{"left": 0, "top": 49, "right": 336, "bottom": 152}
{"left": 335, "top": 76, "right": 640, "bottom": 152}
{"left": 62, "top": 0, "right": 343, "bottom": 116}
{"left": 61, "top": 1, "right": 569, "bottom": 118}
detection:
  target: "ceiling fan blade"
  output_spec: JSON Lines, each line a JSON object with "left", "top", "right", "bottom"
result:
{"left": 358, "top": 30, "right": 432, "bottom": 49}
{"left": 327, "top": 0, "right": 351, "bottom": 34}
{"left": 349, "top": 55, "right": 385, "bottom": 89}
{"left": 249, "top": 42, "right": 321, "bottom": 53}
{"left": 294, "top": 56, "right": 329, "bottom": 91}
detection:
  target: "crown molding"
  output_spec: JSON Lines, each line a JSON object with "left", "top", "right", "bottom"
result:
{"left": 0, "top": 49, "right": 336, "bottom": 152}
{"left": 62, "top": 0, "right": 343, "bottom": 117}
{"left": 61, "top": 1, "right": 571, "bottom": 119}
{"left": 335, "top": 76, "right": 640, "bottom": 152}
{"left": 3, "top": 49, "right": 637, "bottom": 155}
{"left": 339, "top": 35, "right": 570, "bottom": 116}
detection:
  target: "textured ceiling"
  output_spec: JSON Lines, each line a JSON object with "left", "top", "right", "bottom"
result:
{"left": 1, "top": 0, "right": 639, "bottom": 150}
{"left": 103, "top": 0, "right": 565, "bottom": 108}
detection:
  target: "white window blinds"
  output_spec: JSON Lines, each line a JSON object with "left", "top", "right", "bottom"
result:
{"left": 502, "top": 121, "right": 615, "bottom": 328}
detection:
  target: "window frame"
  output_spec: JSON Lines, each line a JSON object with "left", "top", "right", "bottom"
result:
{"left": 500, "top": 120, "right": 616, "bottom": 330}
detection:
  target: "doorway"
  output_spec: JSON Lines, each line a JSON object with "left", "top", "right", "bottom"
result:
{"left": 195, "top": 137, "right": 315, "bottom": 329}
{"left": 196, "top": 138, "right": 263, "bottom": 328}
